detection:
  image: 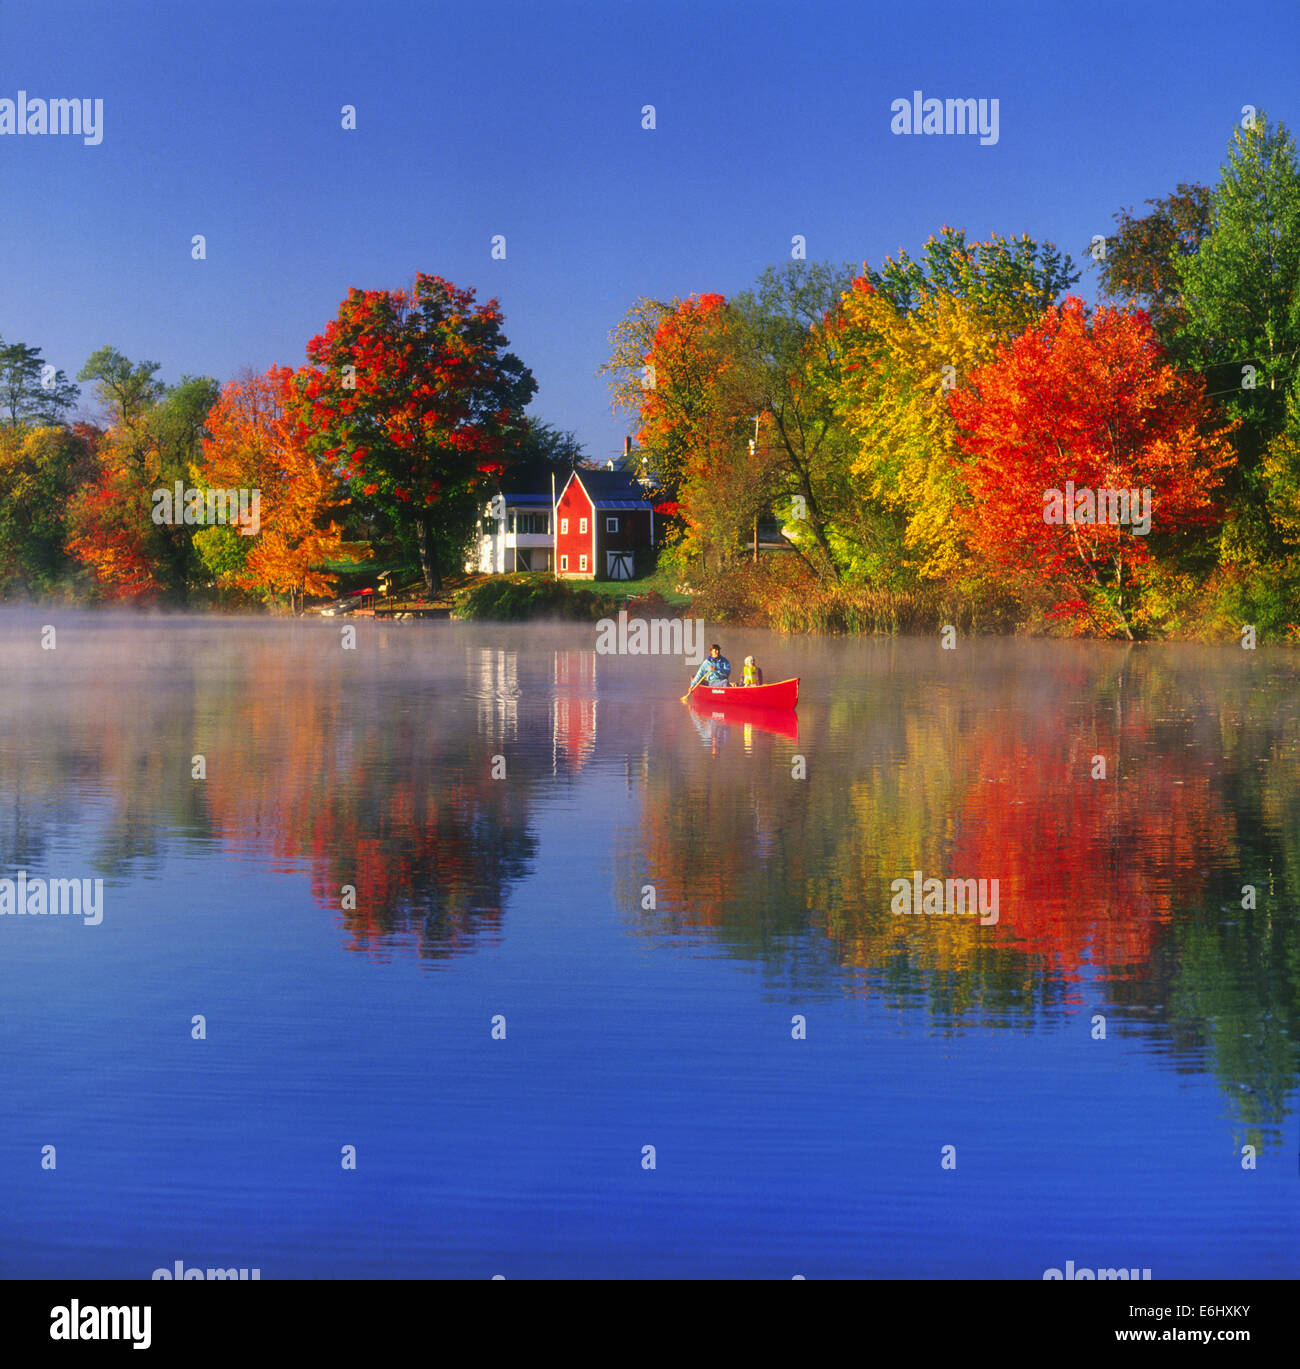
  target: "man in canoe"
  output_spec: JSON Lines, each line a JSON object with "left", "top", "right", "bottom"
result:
{"left": 681, "top": 643, "right": 731, "bottom": 701}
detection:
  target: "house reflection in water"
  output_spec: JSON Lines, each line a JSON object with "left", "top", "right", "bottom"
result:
{"left": 552, "top": 650, "right": 597, "bottom": 774}
{"left": 472, "top": 647, "right": 519, "bottom": 744}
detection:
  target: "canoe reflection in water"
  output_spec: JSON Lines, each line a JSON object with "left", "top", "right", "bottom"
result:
{"left": 687, "top": 692, "right": 800, "bottom": 745}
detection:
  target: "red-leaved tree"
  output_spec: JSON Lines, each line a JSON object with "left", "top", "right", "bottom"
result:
{"left": 949, "top": 298, "right": 1235, "bottom": 637}
{"left": 291, "top": 274, "right": 536, "bottom": 594}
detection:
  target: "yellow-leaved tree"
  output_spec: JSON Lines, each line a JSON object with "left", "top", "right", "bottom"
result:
{"left": 835, "top": 229, "right": 1078, "bottom": 582}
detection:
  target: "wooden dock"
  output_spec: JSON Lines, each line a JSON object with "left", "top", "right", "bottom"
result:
{"left": 372, "top": 601, "right": 452, "bottom": 619}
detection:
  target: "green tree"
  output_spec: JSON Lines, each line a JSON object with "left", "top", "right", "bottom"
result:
{"left": 870, "top": 227, "right": 1076, "bottom": 317}
{"left": 153, "top": 376, "right": 223, "bottom": 595}
{"left": 725, "top": 261, "right": 862, "bottom": 583}
{"left": 509, "top": 417, "right": 587, "bottom": 484}
{"left": 0, "top": 341, "right": 80, "bottom": 426}
{"left": 77, "top": 346, "right": 166, "bottom": 430}
{"left": 1177, "top": 114, "right": 1300, "bottom": 561}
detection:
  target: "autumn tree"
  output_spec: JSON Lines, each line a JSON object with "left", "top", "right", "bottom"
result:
{"left": 1245, "top": 386, "right": 1300, "bottom": 633}
{"left": 600, "top": 293, "right": 738, "bottom": 506}
{"left": 949, "top": 298, "right": 1235, "bottom": 638}
{"left": 1090, "top": 184, "right": 1212, "bottom": 343}
{"left": 193, "top": 367, "right": 368, "bottom": 610}
{"left": 602, "top": 297, "right": 669, "bottom": 467}
{"left": 675, "top": 411, "right": 787, "bottom": 571}
{"left": 610, "top": 291, "right": 781, "bottom": 566}
{"left": 69, "top": 348, "right": 219, "bottom": 601}
{"left": 604, "top": 271, "right": 887, "bottom": 580}
{"left": 0, "top": 424, "right": 96, "bottom": 595}
{"left": 292, "top": 274, "right": 536, "bottom": 594}
{"left": 1261, "top": 389, "right": 1300, "bottom": 549}
{"left": 835, "top": 229, "right": 1078, "bottom": 584}
{"left": 65, "top": 468, "right": 163, "bottom": 601}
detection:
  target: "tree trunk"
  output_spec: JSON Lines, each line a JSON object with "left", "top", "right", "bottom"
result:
{"left": 771, "top": 409, "right": 842, "bottom": 585}
{"left": 1070, "top": 523, "right": 1132, "bottom": 640}
{"left": 416, "top": 515, "right": 442, "bottom": 596}
{"left": 798, "top": 473, "right": 841, "bottom": 584}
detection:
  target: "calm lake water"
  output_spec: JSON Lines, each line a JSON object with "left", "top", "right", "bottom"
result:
{"left": 1, "top": 611, "right": 1297, "bottom": 1279}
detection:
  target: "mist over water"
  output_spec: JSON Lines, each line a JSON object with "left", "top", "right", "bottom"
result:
{"left": 1, "top": 612, "right": 1296, "bottom": 1277}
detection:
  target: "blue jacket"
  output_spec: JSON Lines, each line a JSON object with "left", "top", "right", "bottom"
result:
{"left": 690, "top": 653, "right": 731, "bottom": 687}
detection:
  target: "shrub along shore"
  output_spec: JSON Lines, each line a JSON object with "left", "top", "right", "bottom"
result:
{"left": 451, "top": 561, "right": 1277, "bottom": 643}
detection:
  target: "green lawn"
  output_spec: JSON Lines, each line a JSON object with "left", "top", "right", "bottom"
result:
{"left": 585, "top": 572, "right": 693, "bottom": 606}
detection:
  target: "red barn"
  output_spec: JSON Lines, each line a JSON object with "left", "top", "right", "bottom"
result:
{"left": 554, "top": 469, "right": 655, "bottom": 580}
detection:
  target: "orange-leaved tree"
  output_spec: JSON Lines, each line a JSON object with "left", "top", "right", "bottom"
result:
{"left": 604, "top": 294, "right": 743, "bottom": 494}
{"left": 65, "top": 467, "right": 162, "bottom": 600}
{"left": 604, "top": 291, "right": 776, "bottom": 564}
{"left": 193, "top": 367, "right": 368, "bottom": 610}
{"left": 949, "top": 298, "right": 1235, "bottom": 637}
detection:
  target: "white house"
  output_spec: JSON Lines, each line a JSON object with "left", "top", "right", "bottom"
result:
{"left": 466, "top": 490, "right": 554, "bottom": 574}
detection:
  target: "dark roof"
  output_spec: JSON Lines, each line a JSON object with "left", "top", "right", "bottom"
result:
{"left": 502, "top": 493, "right": 553, "bottom": 506}
{"left": 567, "top": 468, "right": 652, "bottom": 502}
{"left": 593, "top": 498, "right": 653, "bottom": 510}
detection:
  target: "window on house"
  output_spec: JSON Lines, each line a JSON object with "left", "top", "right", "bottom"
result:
{"left": 579, "top": 518, "right": 588, "bottom": 534}
{"left": 606, "top": 516, "right": 619, "bottom": 532}
{"left": 579, "top": 555, "right": 588, "bottom": 572}
{"left": 560, "top": 554, "right": 569, "bottom": 571}
{"left": 560, "top": 518, "right": 569, "bottom": 534}
{"left": 516, "top": 513, "right": 549, "bottom": 535}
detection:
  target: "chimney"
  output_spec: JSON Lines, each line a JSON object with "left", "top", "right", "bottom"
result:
{"left": 623, "top": 436, "right": 632, "bottom": 458}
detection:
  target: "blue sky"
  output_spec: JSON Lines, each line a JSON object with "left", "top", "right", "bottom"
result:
{"left": 1, "top": 0, "right": 1296, "bottom": 459}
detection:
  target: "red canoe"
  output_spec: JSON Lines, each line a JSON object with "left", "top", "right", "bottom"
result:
{"left": 690, "top": 677, "right": 799, "bottom": 710}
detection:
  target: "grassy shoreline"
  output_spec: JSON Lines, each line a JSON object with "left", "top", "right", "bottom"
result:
{"left": 447, "top": 565, "right": 1295, "bottom": 644}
